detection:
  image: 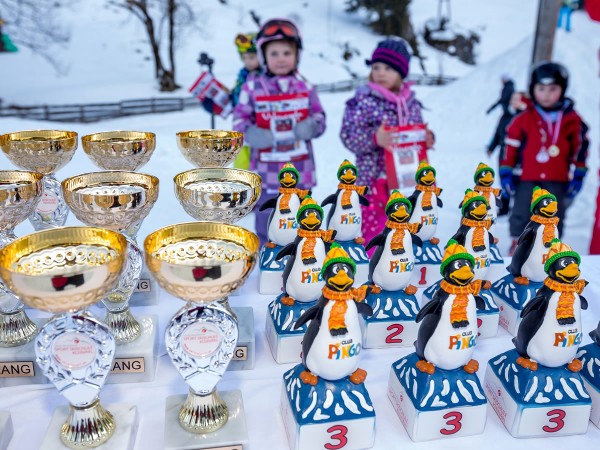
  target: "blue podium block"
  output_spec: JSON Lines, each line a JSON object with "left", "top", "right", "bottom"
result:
{"left": 411, "top": 241, "right": 442, "bottom": 290}
{"left": 491, "top": 274, "right": 543, "bottom": 335}
{"left": 579, "top": 342, "right": 600, "bottom": 428}
{"left": 259, "top": 245, "right": 288, "bottom": 295}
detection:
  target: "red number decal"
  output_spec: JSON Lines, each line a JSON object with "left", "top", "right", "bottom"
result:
{"left": 440, "top": 411, "right": 463, "bottom": 435}
{"left": 542, "top": 409, "right": 566, "bottom": 433}
{"left": 325, "top": 425, "right": 348, "bottom": 449}
{"left": 418, "top": 266, "right": 427, "bottom": 285}
{"left": 385, "top": 324, "right": 404, "bottom": 344}
{"left": 477, "top": 318, "right": 483, "bottom": 336}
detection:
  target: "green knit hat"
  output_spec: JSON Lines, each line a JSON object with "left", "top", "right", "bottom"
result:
{"left": 337, "top": 159, "right": 358, "bottom": 180}
{"left": 320, "top": 242, "right": 356, "bottom": 276}
{"left": 386, "top": 190, "right": 413, "bottom": 213}
{"left": 235, "top": 32, "right": 257, "bottom": 54}
{"left": 544, "top": 239, "right": 581, "bottom": 274}
{"left": 530, "top": 186, "right": 557, "bottom": 213}
{"left": 415, "top": 160, "right": 436, "bottom": 182}
{"left": 296, "top": 196, "right": 324, "bottom": 221}
{"left": 461, "top": 189, "right": 488, "bottom": 215}
{"left": 279, "top": 162, "right": 300, "bottom": 181}
{"left": 439, "top": 239, "right": 476, "bottom": 276}
{"left": 473, "top": 162, "right": 495, "bottom": 184}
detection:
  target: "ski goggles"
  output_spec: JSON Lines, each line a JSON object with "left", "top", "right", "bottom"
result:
{"left": 258, "top": 20, "right": 300, "bottom": 42}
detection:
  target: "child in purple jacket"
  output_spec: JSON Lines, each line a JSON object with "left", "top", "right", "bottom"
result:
{"left": 340, "top": 37, "right": 434, "bottom": 246}
{"left": 233, "top": 18, "right": 326, "bottom": 245}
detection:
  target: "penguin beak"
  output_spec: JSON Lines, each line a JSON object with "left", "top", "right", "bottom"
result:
{"left": 556, "top": 263, "right": 580, "bottom": 283}
{"left": 281, "top": 173, "right": 296, "bottom": 187}
{"left": 479, "top": 173, "right": 494, "bottom": 185}
{"left": 391, "top": 206, "right": 410, "bottom": 222}
{"left": 421, "top": 172, "right": 435, "bottom": 185}
{"left": 301, "top": 212, "right": 321, "bottom": 230}
{"left": 329, "top": 270, "right": 353, "bottom": 291}
{"left": 340, "top": 171, "right": 356, "bottom": 184}
{"left": 541, "top": 201, "right": 557, "bottom": 216}
{"left": 471, "top": 203, "right": 488, "bottom": 219}
{"left": 450, "top": 265, "right": 474, "bottom": 286}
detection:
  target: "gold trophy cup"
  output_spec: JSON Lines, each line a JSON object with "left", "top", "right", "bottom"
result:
{"left": 0, "top": 170, "right": 44, "bottom": 347}
{"left": 0, "top": 130, "right": 78, "bottom": 230}
{"left": 145, "top": 222, "right": 258, "bottom": 437}
{"left": 81, "top": 131, "right": 156, "bottom": 171}
{"left": 0, "top": 227, "right": 127, "bottom": 449}
{"left": 176, "top": 130, "right": 243, "bottom": 168}
{"left": 62, "top": 171, "right": 159, "bottom": 343}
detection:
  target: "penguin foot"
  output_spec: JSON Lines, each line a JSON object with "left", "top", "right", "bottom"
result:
{"left": 473, "top": 245, "right": 486, "bottom": 252}
{"left": 369, "top": 284, "right": 381, "bottom": 294}
{"left": 416, "top": 360, "right": 435, "bottom": 375}
{"left": 567, "top": 358, "right": 583, "bottom": 372}
{"left": 516, "top": 357, "right": 538, "bottom": 371}
{"left": 514, "top": 276, "right": 529, "bottom": 285}
{"left": 349, "top": 368, "right": 368, "bottom": 384}
{"left": 391, "top": 248, "right": 406, "bottom": 256}
{"left": 404, "top": 285, "right": 418, "bottom": 295}
{"left": 330, "top": 327, "right": 348, "bottom": 337}
{"left": 280, "top": 296, "right": 295, "bottom": 306}
{"left": 354, "top": 237, "right": 365, "bottom": 245}
{"left": 463, "top": 359, "right": 480, "bottom": 374}
{"left": 430, "top": 237, "right": 440, "bottom": 245}
{"left": 493, "top": 237, "right": 499, "bottom": 245}
{"left": 299, "top": 371, "right": 319, "bottom": 386}
{"left": 265, "top": 241, "right": 277, "bottom": 249}
{"left": 302, "top": 257, "right": 317, "bottom": 264}
{"left": 482, "top": 280, "right": 492, "bottom": 290}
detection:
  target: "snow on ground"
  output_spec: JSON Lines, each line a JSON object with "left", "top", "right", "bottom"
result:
{"left": 1, "top": 2, "right": 599, "bottom": 255}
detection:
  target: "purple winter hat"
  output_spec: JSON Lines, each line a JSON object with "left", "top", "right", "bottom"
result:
{"left": 366, "top": 37, "right": 412, "bottom": 79}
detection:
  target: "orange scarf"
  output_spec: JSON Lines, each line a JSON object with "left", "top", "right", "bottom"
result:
{"left": 440, "top": 279, "right": 483, "bottom": 327}
{"left": 416, "top": 184, "right": 442, "bottom": 209}
{"left": 279, "top": 187, "right": 309, "bottom": 213}
{"left": 385, "top": 220, "right": 420, "bottom": 254}
{"left": 544, "top": 278, "right": 586, "bottom": 323}
{"left": 530, "top": 215, "right": 559, "bottom": 246}
{"left": 461, "top": 218, "right": 492, "bottom": 249}
{"left": 338, "top": 183, "right": 367, "bottom": 209}
{"left": 475, "top": 185, "right": 501, "bottom": 205}
{"left": 297, "top": 229, "right": 335, "bottom": 261}
{"left": 323, "top": 285, "right": 368, "bottom": 331}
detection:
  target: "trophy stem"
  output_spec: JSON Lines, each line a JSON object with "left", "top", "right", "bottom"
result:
{"left": 60, "top": 398, "right": 115, "bottom": 449}
{"left": 104, "top": 307, "right": 142, "bottom": 344}
{"left": 30, "top": 175, "right": 69, "bottom": 230}
{"left": 0, "top": 309, "right": 37, "bottom": 347}
{"left": 214, "top": 297, "right": 237, "bottom": 321}
{"left": 179, "top": 388, "right": 229, "bottom": 434}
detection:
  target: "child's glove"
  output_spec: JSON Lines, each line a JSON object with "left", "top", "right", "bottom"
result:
{"left": 499, "top": 167, "right": 515, "bottom": 196}
{"left": 567, "top": 168, "right": 586, "bottom": 199}
{"left": 294, "top": 117, "right": 319, "bottom": 141}
{"left": 245, "top": 125, "right": 274, "bottom": 148}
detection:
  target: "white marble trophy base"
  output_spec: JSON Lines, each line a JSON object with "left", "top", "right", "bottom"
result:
{"left": 0, "top": 318, "right": 47, "bottom": 387}
{"left": 40, "top": 403, "right": 139, "bottom": 450}
{"left": 259, "top": 269, "right": 283, "bottom": 295}
{"left": 164, "top": 390, "right": 248, "bottom": 450}
{"left": 228, "top": 307, "right": 255, "bottom": 371}
{"left": 0, "top": 411, "right": 13, "bottom": 450}
{"left": 106, "top": 315, "right": 159, "bottom": 384}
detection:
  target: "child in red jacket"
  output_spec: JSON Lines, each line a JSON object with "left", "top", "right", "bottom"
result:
{"left": 500, "top": 62, "right": 588, "bottom": 250}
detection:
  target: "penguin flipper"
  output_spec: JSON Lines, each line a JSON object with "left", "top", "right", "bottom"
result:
{"left": 259, "top": 197, "right": 277, "bottom": 212}
{"left": 294, "top": 304, "right": 322, "bottom": 330}
{"left": 276, "top": 242, "right": 297, "bottom": 260}
{"left": 365, "top": 233, "right": 385, "bottom": 252}
{"left": 488, "top": 231, "right": 495, "bottom": 243}
{"left": 416, "top": 290, "right": 447, "bottom": 323}
{"left": 359, "top": 195, "right": 370, "bottom": 206}
{"left": 507, "top": 227, "right": 535, "bottom": 276}
{"left": 321, "top": 194, "right": 337, "bottom": 207}
{"left": 450, "top": 226, "right": 468, "bottom": 246}
{"left": 437, "top": 197, "right": 443, "bottom": 207}
{"left": 406, "top": 191, "right": 419, "bottom": 209}
{"left": 520, "top": 286, "right": 551, "bottom": 318}
{"left": 300, "top": 298, "right": 326, "bottom": 368}
{"left": 514, "top": 308, "right": 546, "bottom": 356}
{"left": 356, "top": 301, "right": 374, "bottom": 318}
{"left": 415, "top": 293, "right": 446, "bottom": 360}
{"left": 412, "top": 234, "right": 423, "bottom": 248}
{"left": 580, "top": 294, "right": 588, "bottom": 310}
{"left": 474, "top": 295, "right": 486, "bottom": 311}
{"left": 590, "top": 325, "right": 600, "bottom": 346}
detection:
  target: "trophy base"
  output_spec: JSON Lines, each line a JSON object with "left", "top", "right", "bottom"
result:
{"left": 0, "top": 318, "right": 47, "bottom": 387}
{"left": 258, "top": 245, "right": 286, "bottom": 295}
{"left": 411, "top": 241, "right": 443, "bottom": 289}
{"left": 164, "top": 390, "right": 248, "bottom": 450}
{"left": 41, "top": 403, "right": 139, "bottom": 450}
{"left": 491, "top": 275, "right": 543, "bottom": 336}
{"left": 422, "top": 283, "right": 499, "bottom": 338}
{"left": 228, "top": 307, "right": 255, "bottom": 371}
{"left": 0, "top": 412, "right": 13, "bottom": 450}
{"left": 362, "top": 288, "right": 420, "bottom": 348}
{"left": 577, "top": 343, "right": 600, "bottom": 428}
{"left": 106, "top": 315, "right": 159, "bottom": 384}
{"left": 130, "top": 271, "right": 159, "bottom": 306}
{"left": 282, "top": 364, "right": 376, "bottom": 450}
{"left": 484, "top": 349, "right": 592, "bottom": 438}
{"left": 388, "top": 353, "right": 487, "bottom": 441}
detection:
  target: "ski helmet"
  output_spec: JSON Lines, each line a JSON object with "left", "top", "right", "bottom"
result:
{"left": 529, "top": 61, "right": 569, "bottom": 99}
{"left": 256, "top": 18, "right": 302, "bottom": 67}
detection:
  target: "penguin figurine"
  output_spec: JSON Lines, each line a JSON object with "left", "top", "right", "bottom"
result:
{"left": 472, "top": 162, "right": 501, "bottom": 240}
{"left": 452, "top": 189, "right": 494, "bottom": 282}
{"left": 294, "top": 243, "right": 373, "bottom": 385}
{"left": 259, "top": 162, "right": 310, "bottom": 248}
{"left": 276, "top": 196, "right": 336, "bottom": 306}
{"left": 507, "top": 187, "right": 559, "bottom": 285}
{"left": 513, "top": 239, "right": 588, "bottom": 372}
{"left": 321, "top": 160, "right": 369, "bottom": 243}
{"left": 407, "top": 161, "right": 443, "bottom": 245}
{"left": 414, "top": 240, "right": 485, "bottom": 374}
{"left": 366, "top": 190, "right": 423, "bottom": 293}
